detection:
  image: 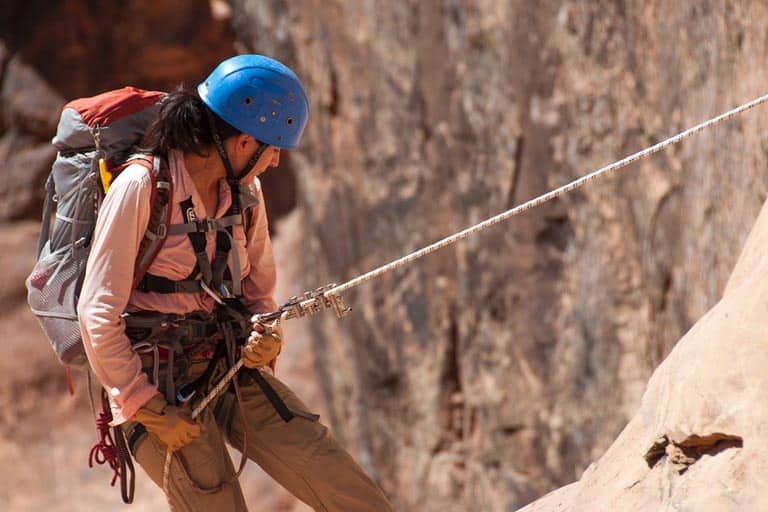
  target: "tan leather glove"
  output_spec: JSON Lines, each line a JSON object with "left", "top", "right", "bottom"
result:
{"left": 133, "top": 393, "right": 202, "bottom": 452}
{"left": 243, "top": 324, "right": 282, "bottom": 369}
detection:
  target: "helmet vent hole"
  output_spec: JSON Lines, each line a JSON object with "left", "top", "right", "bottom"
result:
{"left": 244, "top": 97, "right": 252, "bottom": 105}
{"left": 260, "top": 116, "right": 267, "bottom": 123}
{"left": 286, "top": 117, "right": 294, "bottom": 125}
{"left": 277, "top": 135, "right": 283, "bottom": 141}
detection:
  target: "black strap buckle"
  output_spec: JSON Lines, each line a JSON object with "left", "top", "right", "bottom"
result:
{"left": 194, "top": 218, "right": 218, "bottom": 232}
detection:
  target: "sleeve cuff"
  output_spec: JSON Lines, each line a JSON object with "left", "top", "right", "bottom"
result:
{"left": 108, "top": 384, "right": 159, "bottom": 426}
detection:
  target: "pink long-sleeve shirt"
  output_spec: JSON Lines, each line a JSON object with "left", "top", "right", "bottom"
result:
{"left": 77, "top": 149, "right": 278, "bottom": 425}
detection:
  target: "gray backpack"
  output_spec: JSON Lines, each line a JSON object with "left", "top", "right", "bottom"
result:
{"left": 25, "top": 87, "right": 172, "bottom": 367}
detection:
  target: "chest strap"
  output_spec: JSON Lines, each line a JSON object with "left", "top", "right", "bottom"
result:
{"left": 166, "top": 214, "right": 242, "bottom": 235}
{"left": 135, "top": 197, "right": 245, "bottom": 298}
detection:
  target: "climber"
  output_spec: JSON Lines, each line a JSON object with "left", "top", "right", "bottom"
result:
{"left": 77, "top": 54, "right": 394, "bottom": 511}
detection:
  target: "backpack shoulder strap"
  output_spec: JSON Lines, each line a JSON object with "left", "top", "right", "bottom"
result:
{"left": 125, "top": 155, "right": 173, "bottom": 289}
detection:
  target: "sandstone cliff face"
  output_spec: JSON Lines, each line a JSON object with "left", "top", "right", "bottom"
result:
{"left": 3, "top": 1, "right": 768, "bottom": 511}
{"left": 519, "top": 199, "right": 768, "bottom": 510}
{"left": 231, "top": 1, "right": 768, "bottom": 510}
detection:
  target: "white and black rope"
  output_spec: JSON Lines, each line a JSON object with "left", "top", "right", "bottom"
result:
{"left": 326, "top": 92, "right": 768, "bottom": 296}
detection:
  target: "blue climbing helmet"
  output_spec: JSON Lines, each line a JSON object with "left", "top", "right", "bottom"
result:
{"left": 197, "top": 54, "right": 309, "bottom": 149}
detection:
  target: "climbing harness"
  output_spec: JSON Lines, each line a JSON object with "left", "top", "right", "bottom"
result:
{"left": 154, "top": 300, "right": 304, "bottom": 506}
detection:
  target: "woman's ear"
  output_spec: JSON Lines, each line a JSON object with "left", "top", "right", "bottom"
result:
{"left": 237, "top": 133, "right": 253, "bottom": 151}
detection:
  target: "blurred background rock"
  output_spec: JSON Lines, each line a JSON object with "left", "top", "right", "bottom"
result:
{"left": 1, "top": 1, "right": 767, "bottom": 511}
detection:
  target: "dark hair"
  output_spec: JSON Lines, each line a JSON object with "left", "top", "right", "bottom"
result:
{"left": 141, "top": 86, "right": 241, "bottom": 158}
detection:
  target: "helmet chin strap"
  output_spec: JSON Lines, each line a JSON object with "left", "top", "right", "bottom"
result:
{"left": 205, "top": 109, "right": 270, "bottom": 201}
{"left": 237, "top": 143, "right": 269, "bottom": 180}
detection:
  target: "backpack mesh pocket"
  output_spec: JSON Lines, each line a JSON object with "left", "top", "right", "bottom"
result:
{"left": 26, "top": 246, "right": 88, "bottom": 366}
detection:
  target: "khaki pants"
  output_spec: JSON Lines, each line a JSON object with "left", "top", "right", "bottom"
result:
{"left": 123, "top": 359, "right": 393, "bottom": 512}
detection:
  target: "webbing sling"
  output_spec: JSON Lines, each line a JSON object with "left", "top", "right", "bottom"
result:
{"left": 241, "top": 369, "right": 295, "bottom": 422}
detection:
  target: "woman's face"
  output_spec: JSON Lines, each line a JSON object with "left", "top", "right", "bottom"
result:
{"left": 226, "top": 134, "right": 282, "bottom": 181}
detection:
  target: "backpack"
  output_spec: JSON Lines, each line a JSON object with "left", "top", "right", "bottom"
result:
{"left": 25, "top": 87, "right": 172, "bottom": 367}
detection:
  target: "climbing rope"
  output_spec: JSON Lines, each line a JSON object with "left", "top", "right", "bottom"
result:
{"left": 326, "top": 91, "right": 768, "bottom": 297}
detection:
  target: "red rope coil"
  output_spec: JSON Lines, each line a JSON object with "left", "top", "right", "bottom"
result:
{"left": 88, "top": 411, "right": 120, "bottom": 486}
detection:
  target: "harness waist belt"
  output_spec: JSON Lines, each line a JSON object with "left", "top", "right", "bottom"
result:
{"left": 125, "top": 311, "right": 222, "bottom": 361}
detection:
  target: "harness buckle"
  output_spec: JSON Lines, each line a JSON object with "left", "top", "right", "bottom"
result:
{"left": 196, "top": 218, "right": 217, "bottom": 232}
{"left": 159, "top": 313, "right": 184, "bottom": 329}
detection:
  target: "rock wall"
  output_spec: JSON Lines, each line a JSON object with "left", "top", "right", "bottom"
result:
{"left": 519, "top": 198, "right": 768, "bottom": 510}
{"left": 231, "top": 1, "right": 768, "bottom": 510}
{"left": 3, "top": 1, "right": 768, "bottom": 510}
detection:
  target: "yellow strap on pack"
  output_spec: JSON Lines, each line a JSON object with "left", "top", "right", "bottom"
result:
{"left": 99, "top": 158, "right": 113, "bottom": 193}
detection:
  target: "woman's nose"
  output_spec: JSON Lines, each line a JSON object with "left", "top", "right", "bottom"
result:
{"left": 271, "top": 148, "right": 281, "bottom": 167}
